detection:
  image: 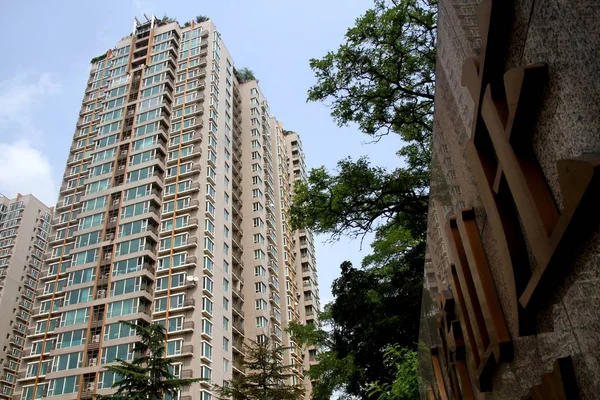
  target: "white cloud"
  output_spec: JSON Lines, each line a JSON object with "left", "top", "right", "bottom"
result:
{"left": 0, "top": 140, "right": 57, "bottom": 206}
{"left": 0, "top": 72, "right": 61, "bottom": 206}
{"left": 0, "top": 72, "right": 60, "bottom": 125}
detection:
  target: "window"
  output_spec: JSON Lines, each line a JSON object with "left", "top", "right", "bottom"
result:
{"left": 121, "top": 201, "right": 150, "bottom": 218}
{"left": 202, "top": 297, "right": 213, "bottom": 315}
{"left": 107, "top": 298, "right": 139, "bottom": 318}
{"left": 79, "top": 213, "right": 104, "bottom": 230}
{"left": 119, "top": 219, "right": 148, "bottom": 238}
{"left": 201, "top": 342, "right": 212, "bottom": 361}
{"left": 75, "top": 230, "right": 102, "bottom": 248}
{"left": 102, "top": 344, "right": 133, "bottom": 364}
{"left": 203, "top": 277, "right": 214, "bottom": 294}
{"left": 253, "top": 233, "right": 264, "bottom": 244}
{"left": 200, "top": 366, "right": 212, "bottom": 381}
{"left": 202, "top": 319, "right": 213, "bottom": 337}
{"left": 158, "top": 252, "right": 188, "bottom": 271}
{"left": 223, "top": 317, "right": 229, "bottom": 330}
{"left": 111, "top": 277, "right": 142, "bottom": 296}
{"left": 255, "top": 299, "right": 267, "bottom": 310}
{"left": 51, "top": 352, "right": 83, "bottom": 372}
{"left": 123, "top": 184, "right": 151, "bottom": 201}
{"left": 253, "top": 217, "right": 264, "bottom": 228}
{"left": 60, "top": 308, "right": 89, "bottom": 327}
{"left": 203, "top": 256, "right": 214, "bottom": 273}
{"left": 204, "top": 237, "right": 214, "bottom": 254}
{"left": 112, "top": 257, "right": 144, "bottom": 276}
{"left": 254, "top": 265, "right": 265, "bottom": 276}
{"left": 48, "top": 376, "right": 79, "bottom": 396}
{"left": 256, "top": 317, "right": 268, "bottom": 328}
{"left": 167, "top": 339, "right": 183, "bottom": 356}
{"left": 205, "top": 219, "right": 215, "bottom": 235}
{"left": 205, "top": 201, "right": 215, "bottom": 217}
{"left": 115, "top": 238, "right": 146, "bottom": 256}
{"left": 222, "top": 338, "right": 229, "bottom": 352}
{"left": 255, "top": 282, "right": 266, "bottom": 293}
{"left": 104, "top": 322, "right": 136, "bottom": 341}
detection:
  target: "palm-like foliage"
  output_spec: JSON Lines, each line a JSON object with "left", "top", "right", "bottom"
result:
{"left": 96, "top": 322, "right": 202, "bottom": 400}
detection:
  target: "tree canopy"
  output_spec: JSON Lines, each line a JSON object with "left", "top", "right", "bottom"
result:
{"left": 307, "top": 0, "right": 436, "bottom": 171}
{"left": 289, "top": 157, "right": 429, "bottom": 244}
{"left": 96, "top": 322, "right": 202, "bottom": 400}
{"left": 289, "top": 0, "right": 437, "bottom": 398}
{"left": 214, "top": 338, "right": 305, "bottom": 400}
{"left": 234, "top": 67, "right": 258, "bottom": 84}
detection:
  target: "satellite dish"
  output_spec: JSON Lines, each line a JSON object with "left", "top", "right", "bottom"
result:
{"left": 186, "top": 276, "right": 194, "bottom": 282}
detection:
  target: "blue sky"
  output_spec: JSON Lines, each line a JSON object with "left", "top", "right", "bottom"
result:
{"left": 0, "top": 0, "right": 402, "bottom": 306}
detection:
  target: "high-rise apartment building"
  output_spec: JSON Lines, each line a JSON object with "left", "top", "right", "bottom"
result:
{"left": 0, "top": 194, "right": 53, "bottom": 399}
{"left": 14, "top": 15, "right": 318, "bottom": 400}
{"left": 283, "top": 132, "right": 320, "bottom": 394}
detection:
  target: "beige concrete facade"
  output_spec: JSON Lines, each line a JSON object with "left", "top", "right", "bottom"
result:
{"left": 0, "top": 194, "right": 53, "bottom": 398}
{"left": 283, "top": 132, "right": 320, "bottom": 396}
{"left": 15, "top": 15, "right": 318, "bottom": 400}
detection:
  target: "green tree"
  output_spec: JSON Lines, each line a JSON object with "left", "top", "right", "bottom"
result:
{"left": 307, "top": 0, "right": 436, "bottom": 171}
{"left": 290, "top": 0, "right": 437, "bottom": 398}
{"left": 234, "top": 67, "right": 257, "bottom": 84}
{"left": 289, "top": 157, "right": 429, "bottom": 244}
{"left": 96, "top": 322, "right": 202, "bottom": 400}
{"left": 331, "top": 256, "right": 421, "bottom": 397}
{"left": 214, "top": 338, "right": 305, "bottom": 400}
{"left": 288, "top": 247, "right": 422, "bottom": 399}
{"left": 292, "top": 0, "right": 437, "bottom": 246}
{"left": 367, "top": 346, "right": 419, "bottom": 400}
{"left": 288, "top": 312, "right": 359, "bottom": 400}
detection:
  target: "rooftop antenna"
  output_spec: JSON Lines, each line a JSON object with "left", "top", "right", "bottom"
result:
{"left": 133, "top": 17, "right": 140, "bottom": 35}
{"left": 143, "top": 13, "right": 150, "bottom": 22}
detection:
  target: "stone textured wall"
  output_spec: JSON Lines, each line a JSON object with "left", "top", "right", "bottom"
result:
{"left": 419, "top": 0, "right": 600, "bottom": 398}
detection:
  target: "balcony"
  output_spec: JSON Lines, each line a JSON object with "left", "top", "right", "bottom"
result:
{"left": 231, "top": 251, "right": 243, "bottom": 267}
{"left": 232, "top": 286, "right": 244, "bottom": 301}
{"left": 232, "top": 302, "right": 244, "bottom": 318}
{"left": 179, "top": 345, "right": 194, "bottom": 357}
{"left": 232, "top": 320, "right": 245, "bottom": 335}
{"left": 232, "top": 267, "right": 244, "bottom": 284}
{"left": 232, "top": 337, "right": 245, "bottom": 356}
{"left": 182, "top": 321, "right": 195, "bottom": 332}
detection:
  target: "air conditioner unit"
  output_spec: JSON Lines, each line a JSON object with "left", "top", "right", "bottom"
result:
{"left": 92, "top": 335, "right": 100, "bottom": 343}
{"left": 110, "top": 216, "right": 117, "bottom": 223}
{"left": 97, "top": 290, "right": 106, "bottom": 298}
{"left": 87, "top": 382, "right": 95, "bottom": 391}
{"left": 106, "top": 233, "right": 114, "bottom": 240}
{"left": 104, "top": 253, "right": 111, "bottom": 260}
{"left": 89, "top": 358, "right": 97, "bottom": 367}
